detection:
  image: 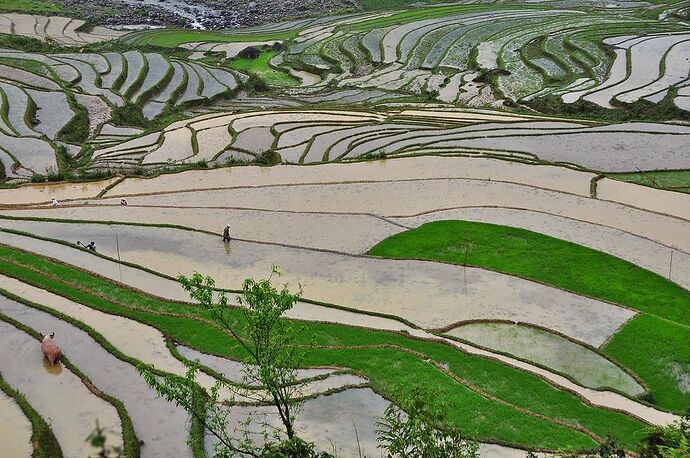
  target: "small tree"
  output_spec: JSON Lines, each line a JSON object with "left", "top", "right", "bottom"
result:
{"left": 139, "top": 266, "right": 319, "bottom": 457}
{"left": 376, "top": 386, "right": 479, "bottom": 458}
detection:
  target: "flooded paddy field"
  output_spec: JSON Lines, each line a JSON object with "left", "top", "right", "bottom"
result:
{"left": 0, "top": 218, "right": 637, "bottom": 345}
{"left": 0, "top": 1, "right": 688, "bottom": 453}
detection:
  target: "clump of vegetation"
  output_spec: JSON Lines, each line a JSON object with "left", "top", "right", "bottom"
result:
{"left": 257, "top": 150, "right": 281, "bottom": 165}
{"left": 362, "top": 150, "right": 387, "bottom": 160}
{"left": 110, "top": 103, "right": 150, "bottom": 129}
{"left": 526, "top": 92, "right": 690, "bottom": 122}
{"left": 243, "top": 73, "right": 271, "bottom": 93}
{"left": 640, "top": 414, "right": 690, "bottom": 457}
{"left": 376, "top": 386, "right": 479, "bottom": 458}
{"left": 0, "top": 33, "right": 64, "bottom": 53}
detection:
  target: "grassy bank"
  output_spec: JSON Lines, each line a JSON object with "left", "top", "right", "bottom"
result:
{"left": 368, "top": 220, "right": 690, "bottom": 325}
{"left": 0, "top": 376, "right": 62, "bottom": 457}
{"left": 0, "top": 0, "right": 61, "bottom": 13}
{"left": 367, "top": 220, "right": 690, "bottom": 412}
{"left": 604, "top": 315, "right": 690, "bottom": 411}
{"left": 228, "top": 51, "right": 298, "bottom": 87}
{"left": 607, "top": 170, "right": 690, "bottom": 194}
{"left": 0, "top": 243, "right": 657, "bottom": 451}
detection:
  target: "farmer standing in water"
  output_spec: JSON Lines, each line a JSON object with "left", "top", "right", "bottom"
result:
{"left": 222, "top": 225, "right": 231, "bottom": 242}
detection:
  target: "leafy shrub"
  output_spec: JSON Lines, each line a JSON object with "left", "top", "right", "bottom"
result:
{"left": 261, "top": 438, "right": 334, "bottom": 458}
{"left": 257, "top": 150, "right": 281, "bottom": 165}
{"left": 30, "top": 173, "right": 47, "bottom": 183}
{"left": 110, "top": 103, "right": 149, "bottom": 128}
{"left": 640, "top": 415, "right": 690, "bottom": 458}
{"left": 243, "top": 73, "right": 270, "bottom": 93}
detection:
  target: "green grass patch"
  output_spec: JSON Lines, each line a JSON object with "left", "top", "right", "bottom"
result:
{"left": 368, "top": 220, "right": 690, "bottom": 327}
{"left": 228, "top": 50, "right": 298, "bottom": 87}
{"left": 607, "top": 170, "right": 690, "bottom": 194}
{"left": 0, "top": 0, "right": 60, "bottom": 12}
{"left": 0, "top": 243, "right": 656, "bottom": 451}
{"left": 604, "top": 315, "right": 690, "bottom": 412}
{"left": 130, "top": 30, "right": 295, "bottom": 48}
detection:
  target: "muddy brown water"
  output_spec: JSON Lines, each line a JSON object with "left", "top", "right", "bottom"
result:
{"left": 102, "top": 156, "right": 594, "bottom": 198}
{"left": 99, "top": 178, "right": 690, "bottom": 254}
{"left": 0, "top": 228, "right": 673, "bottom": 426}
{"left": 0, "top": 205, "right": 405, "bottom": 254}
{"left": 0, "top": 177, "right": 120, "bottom": 206}
{"left": 0, "top": 295, "right": 193, "bottom": 458}
{"left": 206, "top": 387, "right": 533, "bottom": 458}
{"left": 0, "top": 219, "right": 635, "bottom": 346}
{"left": 0, "top": 388, "right": 33, "bottom": 458}
{"left": 0, "top": 317, "right": 123, "bottom": 457}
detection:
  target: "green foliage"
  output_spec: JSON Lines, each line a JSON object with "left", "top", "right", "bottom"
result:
{"left": 0, "top": 0, "right": 61, "bottom": 13}
{"left": 257, "top": 150, "right": 281, "bottom": 165}
{"left": 607, "top": 170, "right": 690, "bottom": 194}
{"left": 368, "top": 220, "right": 690, "bottom": 326}
{"left": 604, "top": 315, "right": 690, "bottom": 412}
{"left": 376, "top": 386, "right": 480, "bottom": 458}
{"left": 86, "top": 420, "right": 123, "bottom": 458}
{"left": 109, "top": 103, "right": 149, "bottom": 129}
{"left": 179, "top": 267, "right": 305, "bottom": 440}
{"left": 130, "top": 30, "right": 296, "bottom": 48}
{"left": 229, "top": 51, "right": 298, "bottom": 87}
{"left": 361, "top": 150, "right": 387, "bottom": 160}
{"left": 0, "top": 34, "right": 65, "bottom": 53}
{"left": 640, "top": 415, "right": 690, "bottom": 458}
{"left": 261, "top": 438, "right": 334, "bottom": 458}
{"left": 243, "top": 73, "right": 270, "bottom": 93}
{"left": 57, "top": 97, "right": 90, "bottom": 145}
{"left": 526, "top": 93, "right": 690, "bottom": 123}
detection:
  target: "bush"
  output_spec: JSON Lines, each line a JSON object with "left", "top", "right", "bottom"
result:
{"left": 640, "top": 415, "right": 690, "bottom": 458}
{"left": 110, "top": 103, "right": 149, "bottom": 128}
{"left": 257, "top": 150, "right": 281, "bottom": 165}
{"left": 30, "top": 173, "right": 47, "bottom": 183}
{"left": 243, "top": 73, "right": 270, "bottom": 93}
{"left": 261, "top": 438, "right": 334, "bottom": 458}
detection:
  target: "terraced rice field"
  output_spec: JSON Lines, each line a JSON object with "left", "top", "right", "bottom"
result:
{"left": 0, "top": 13, "right": 125, "bottom": 45}
{"left": 0, "top": 2, "right": 688, "bottom": 457}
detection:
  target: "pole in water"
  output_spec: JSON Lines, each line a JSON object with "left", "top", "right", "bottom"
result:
{"left": 116, "top": 233, "right": 123, "bottom": 283}
{"left": 669, "top": 250, "right": 674, "bottom": 281}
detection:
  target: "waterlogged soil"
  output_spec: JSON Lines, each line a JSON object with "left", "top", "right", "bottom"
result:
{"left": 103, "top": 156, "right": 595, "bottom": 198}
{"left": 0, "top": 315, "right": 123, "bottom": 457}
{"left": 205, "top": 388, "right": 389, "bottom": 457}
{"left": 0, "top": 226, "right": 673, "bottom": 424}
{"left": 99, "top": 179, "right": 690, "bottom": 254}
{"left": 0, "top": 206, "right": 405, "bottom": 254}
{"left": 0, "top": 177, "right": 121, "bottom": 206}
{"left": 0, "top": 231, "right": 190, "bottom": 301}
{"left": 0, "top": 219, "right": 636, "bottom": 346}
{"left": 0, "top": 388, "right": 33, "bottom": 458}
{"left": 0, "top": 295, "right": 193, "bottom": 458}
{"left": 596, "top": 178, "right": 690, "bottom": 221}
{"left": 0, "top": 275, "right": 224, "bottom": 391}
{"left": 446, "top": 322, "right": 644, "bottom": 396}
